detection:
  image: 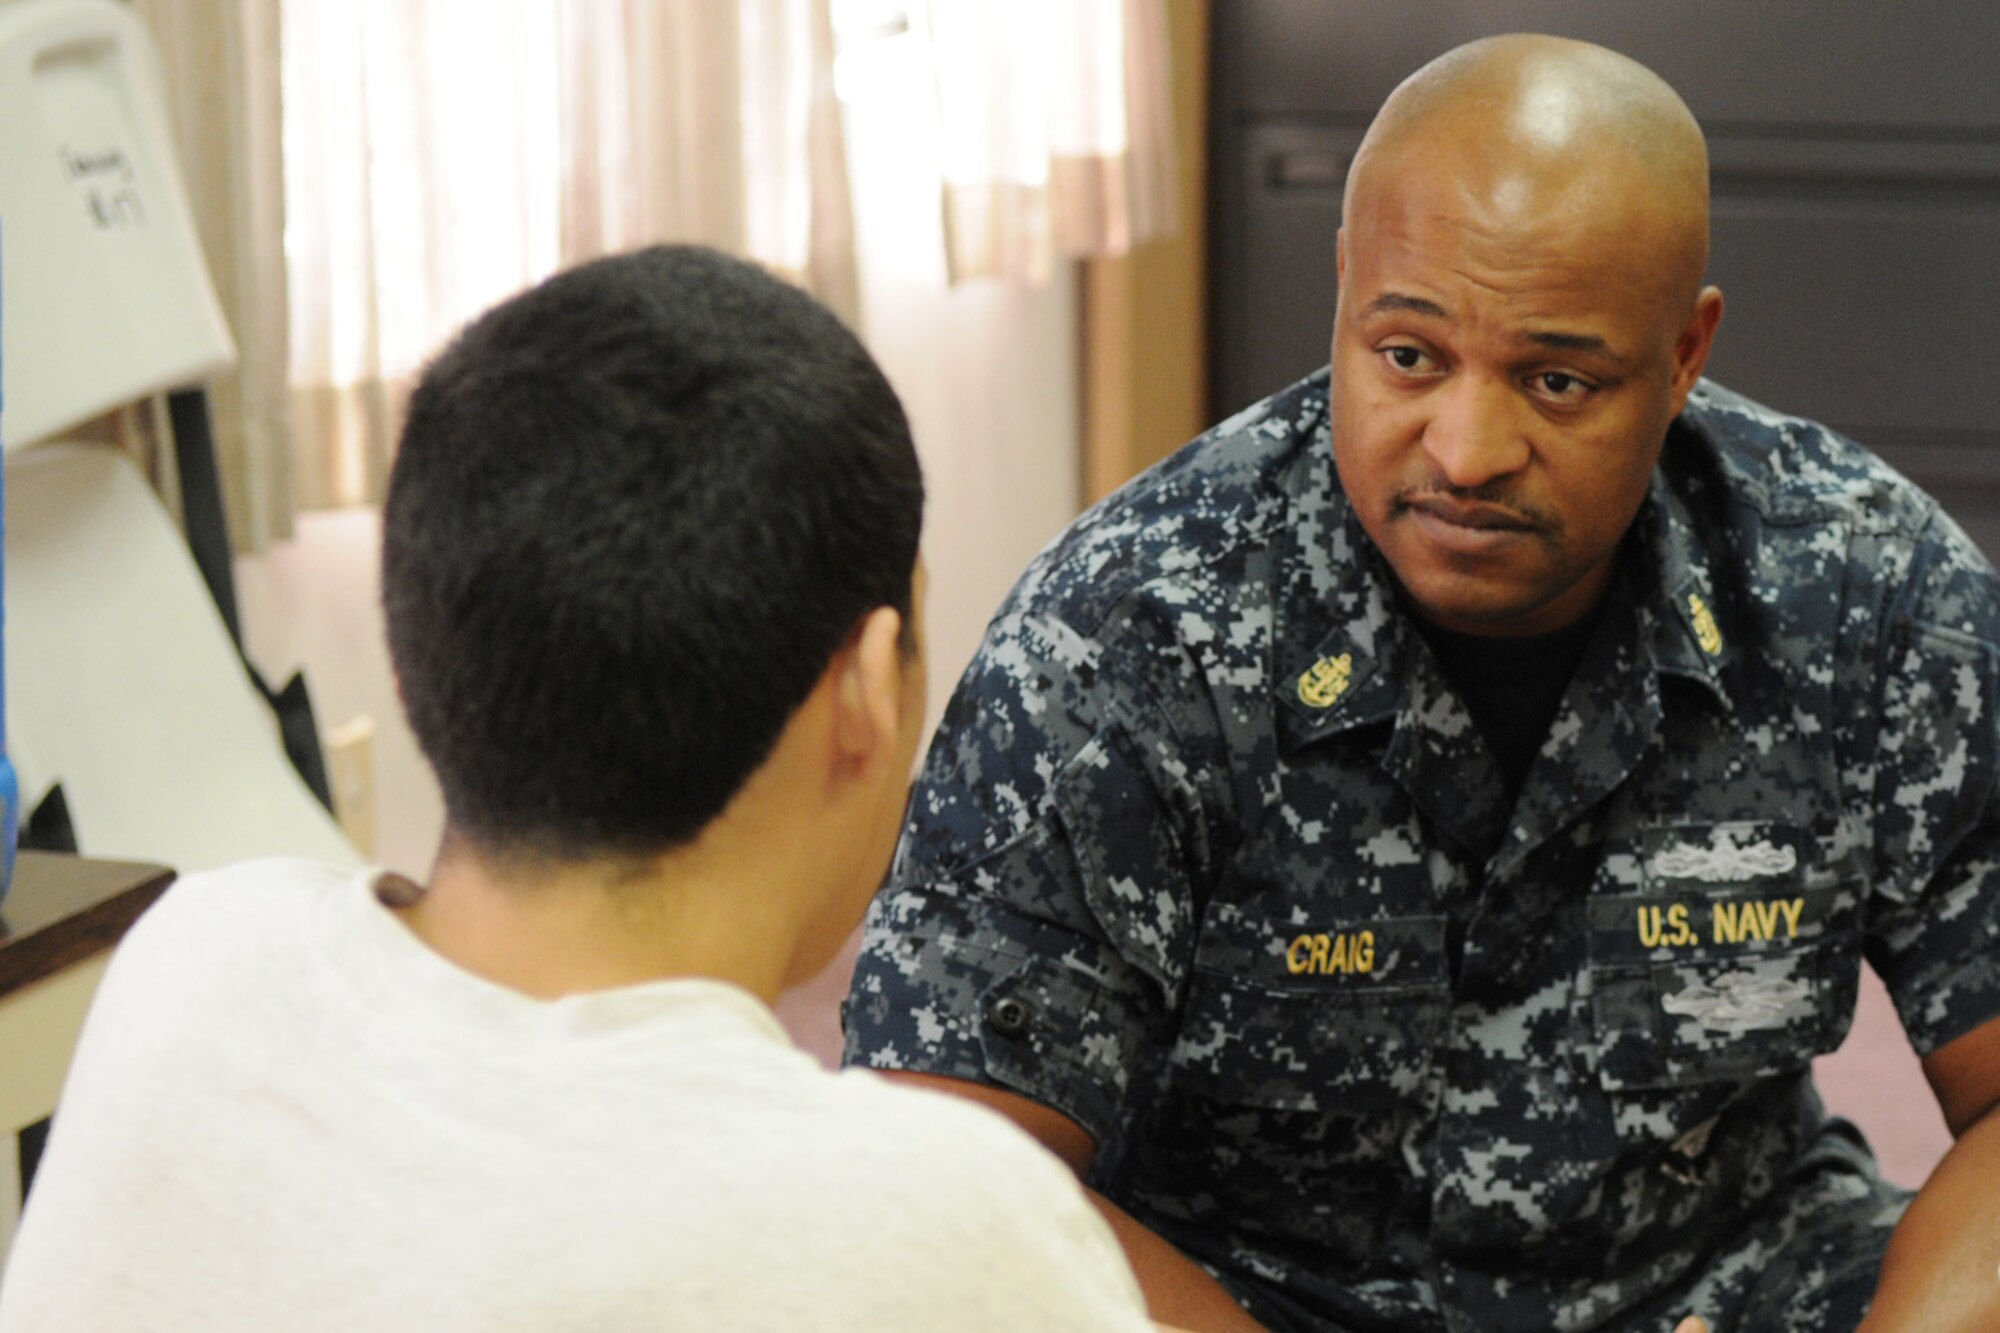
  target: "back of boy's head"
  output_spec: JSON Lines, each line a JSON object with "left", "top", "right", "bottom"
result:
{"left": 382, "top": 245, "right": 923, "bottom": 861}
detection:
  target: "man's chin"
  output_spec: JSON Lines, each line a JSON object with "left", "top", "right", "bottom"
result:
{"left": 1396, "top": 572, "right": 1565, "bottom": 639}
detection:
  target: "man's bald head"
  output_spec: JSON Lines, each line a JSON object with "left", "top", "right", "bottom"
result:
{"left": 1345, "top": 34, "right": 1711, "bottom": 310}
{"left": 1327, "top": 35, "right": 1726, "bottom": 639}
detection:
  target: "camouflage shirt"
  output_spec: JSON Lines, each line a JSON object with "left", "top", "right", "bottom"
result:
{"left": 844, "top": 372, "right": 2000, "bottom": 1331}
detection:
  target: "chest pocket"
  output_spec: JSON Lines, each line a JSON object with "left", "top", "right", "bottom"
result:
{"left": 1586, "top": 870, "right": 1860, "bottom": 1092}
{"left": 1167, "top": 901, "right": 1449, "bottom": 1114}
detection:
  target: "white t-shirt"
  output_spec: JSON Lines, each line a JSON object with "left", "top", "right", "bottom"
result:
{"left": 0, "top": 859, "right": 1152, "bottom": 1331}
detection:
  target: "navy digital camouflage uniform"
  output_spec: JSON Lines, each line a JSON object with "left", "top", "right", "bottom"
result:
{"left": 843, "top": 371, "right": 2000, "bottom": 1332}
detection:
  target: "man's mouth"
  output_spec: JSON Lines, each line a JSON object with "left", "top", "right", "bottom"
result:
{"left": 1396, "top": 492, "right": 1544, "bottom": 556}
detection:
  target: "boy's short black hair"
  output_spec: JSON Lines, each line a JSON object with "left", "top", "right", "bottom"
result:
{"left": 382, "top": 245, "right": 923, "bottom": 860}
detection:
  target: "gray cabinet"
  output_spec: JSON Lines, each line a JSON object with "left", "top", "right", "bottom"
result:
{"left": 1211, "top": 2, "right": 2000, "bottom": 555}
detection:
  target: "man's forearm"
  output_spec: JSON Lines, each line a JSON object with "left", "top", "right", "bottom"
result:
{"left": 1086, "top": 1187, "right": 1268, "bottom": 1332}
{"left": 1861, "top": 1105, "right": 2000, "bottom": 1329}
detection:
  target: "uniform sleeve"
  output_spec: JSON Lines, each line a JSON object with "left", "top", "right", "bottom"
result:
{"left": 843, "top": 600, "right": 1213, "bottom": 1145}
{"left": 1865, "top": 510, "right": 2000, "bottom": 1055}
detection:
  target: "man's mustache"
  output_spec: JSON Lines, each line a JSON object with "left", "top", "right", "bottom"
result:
{"left": 1391, "top": 483, "right": 1559, "bottom": 536}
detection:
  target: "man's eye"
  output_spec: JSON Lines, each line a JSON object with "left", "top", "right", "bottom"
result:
{"left": 1382, "top": 346, "right": 1429, "bottom": 373}
{"left": 1532, "top": 370, "right": 1593, "bottom": 401}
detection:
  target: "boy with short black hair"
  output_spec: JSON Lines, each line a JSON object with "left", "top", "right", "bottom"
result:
{"left": 0, "top": 246, "right": 1155, "bottom": 1331}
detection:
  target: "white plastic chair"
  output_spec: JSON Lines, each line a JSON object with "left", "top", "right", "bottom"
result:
{"left": 0, "top": 0, "right": 355, "bottom": 873}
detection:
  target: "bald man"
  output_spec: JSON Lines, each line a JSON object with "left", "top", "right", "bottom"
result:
{"left": 844, "top": 35, "right": 2000, "bottom": 1333}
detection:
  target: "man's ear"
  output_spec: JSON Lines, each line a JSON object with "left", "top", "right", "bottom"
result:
{"left": 830, "top": 606, "right": 907, "bottom": 781}
{"left": 1669, "top": 284, "right": 1725, "bottom": 411}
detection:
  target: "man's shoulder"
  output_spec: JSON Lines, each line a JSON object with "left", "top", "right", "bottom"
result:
{"left": 1011, "top": 371, "right": 1331, "bottom": 633}
{"left": 1677, "top": 380, "right": 1940, "bottom": 534}
{"left": 1670, "top": 382, "right": 2000, "bottom": 668}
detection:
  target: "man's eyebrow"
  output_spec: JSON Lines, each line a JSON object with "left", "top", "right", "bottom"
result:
{"left": 1359, "top": 294, "right": 1631, "bottom": 365}
{"left": 1526, "top": 329, "right": 1609, "bottom": 353}
{"left": 1361, "top": 292, "right": 1448, "bottom": 319}
{"left": 1524, "top": 328, "right": 1638, "bottom": 371}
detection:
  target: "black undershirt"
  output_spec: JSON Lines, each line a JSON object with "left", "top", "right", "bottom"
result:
{"left": 1414, "top": 608, "right": 1605, "bottom": 800}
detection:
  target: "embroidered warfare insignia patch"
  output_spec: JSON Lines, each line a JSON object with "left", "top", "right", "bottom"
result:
{"left": 1647, "top": 828, "right": 1798, "bottom": 882}
{"left": 1662, "top": 972, "right": 1814, "bottom": 1033}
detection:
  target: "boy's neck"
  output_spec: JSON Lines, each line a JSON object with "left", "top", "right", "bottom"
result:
{"left": 389, "top": 832, "right": 819, "bottom": 1005}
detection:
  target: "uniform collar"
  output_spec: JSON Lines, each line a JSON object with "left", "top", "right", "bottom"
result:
{"left": 1269, "top": 413, "right": 1740, "bottom": 867}
{"left": 1631, "top": 443, "right": 1736, "bottom": 714}
{"left": 1274, "top": 417, "right": 1737, "bottom": 746}
{"left": 1273, "top": 472, "right": 1512, "bottom": 858}
{"left": 1272, "top": 438, "right": 1408, "bottom": 749}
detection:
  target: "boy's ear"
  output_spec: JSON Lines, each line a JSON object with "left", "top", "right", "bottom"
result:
{"left": 831, "top": 606, "right": 907, "bottom": 778}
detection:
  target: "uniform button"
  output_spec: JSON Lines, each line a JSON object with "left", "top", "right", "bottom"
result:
{"left": 985, "top": 995, "right": 1033, "bottom": 1037}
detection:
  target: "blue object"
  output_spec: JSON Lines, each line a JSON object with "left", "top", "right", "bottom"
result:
{"left": 0, "top": 217, "right": 19, "bottom": 906}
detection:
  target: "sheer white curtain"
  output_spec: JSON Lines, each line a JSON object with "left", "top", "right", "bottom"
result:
{"left": 132, "top": 0, "right": 293, "bottom": 548}
{"left": 138, "top": 0, "right": 1172, "bottom": 534}
{"left": 921, "top": 0, "right": 1175, "bottom": 284}
{"left": 280, "top": 0, "right": 853, "bottom": 511}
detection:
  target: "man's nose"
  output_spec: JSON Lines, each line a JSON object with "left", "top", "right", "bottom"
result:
{"left": 1418, "top": 375, "right": 1531, "bottom": 489}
